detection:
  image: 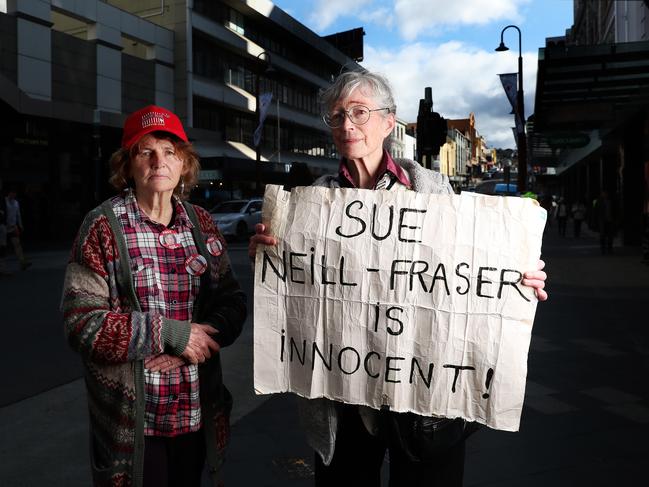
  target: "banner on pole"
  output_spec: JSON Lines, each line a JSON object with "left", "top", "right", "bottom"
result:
{"left": 254, "top": 92, "right": 273, "bottom": 147}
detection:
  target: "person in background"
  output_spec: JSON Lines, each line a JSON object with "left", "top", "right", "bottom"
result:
{"left": 571, "top": 198, "right": 587, "bottom": 238}
{"left": 248, "top": 69, "right": 548, "bottom": 487}
{"left": 595, "top": 190, "right": 616, "bottom": 254}
{"left": 4, "top": 187, "right": 31, "bottom": 270}
{"left": 643, "top": 163, "right": 649, "bottom": 265}
{"left": 0, "top": 185, "right": 9, "bottom": 276}
{"left": 556, "top": 197, "right": 568, "bottom": 237}
{"left": 62, "top": 105, "right": 247, "bottom": 487}
{"left": 642, "top": 197, "right": 649, "bottom": 265}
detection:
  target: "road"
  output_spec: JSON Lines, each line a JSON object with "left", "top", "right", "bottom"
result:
{"left": 2, "top": 227, "right": 649, "bottom": 486}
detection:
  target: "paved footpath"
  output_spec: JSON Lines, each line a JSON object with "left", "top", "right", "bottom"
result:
{"left": 2, "top": 226, "right": 648, "bottom": 486}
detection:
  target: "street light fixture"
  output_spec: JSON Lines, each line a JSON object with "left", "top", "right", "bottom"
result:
{"left": 255, "top": 51, "right": 275, "bottom": 194}
{"left": 495, "top": 25, "right": 527, "bottom": 192}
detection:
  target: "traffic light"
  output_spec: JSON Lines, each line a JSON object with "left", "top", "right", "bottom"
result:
{"left": 416, "top": 87, "right": 447, "bottom": 168}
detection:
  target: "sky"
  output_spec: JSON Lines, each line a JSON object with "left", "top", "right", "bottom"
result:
{"left": 272, "top": 0, "right": 574, "bottom": 149}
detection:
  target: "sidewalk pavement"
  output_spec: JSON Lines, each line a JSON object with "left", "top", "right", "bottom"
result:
{"left": 2, "top": 225, "right": 648, "bottom": 486}
{"left": 222, "top": 225, "right": 649, "bottom": 486}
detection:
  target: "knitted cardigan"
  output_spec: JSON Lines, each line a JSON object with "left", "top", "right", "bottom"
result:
{"left": 298, "top": 157, "right": 454, "bottom": 466}
{"left": 62, "top": 198, "right": 247, "bottom": 487}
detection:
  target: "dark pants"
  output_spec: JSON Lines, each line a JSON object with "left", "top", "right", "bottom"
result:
{"left": 599, "top": 221, "right": 615, "bottom": 254}
{"left": 143, "top": 430, "right": 206, "bottom": 487}
{"left": 314, "top": 404, "right": 385, "bottom": 487}
{"left": 642, "top": 214, "right": 649, "bottom": 262}
{"left": 557, "top": 216, "right": 567, "bottom": 236}
{"left": 314, "top": 405, "right": 465, "bottom": 487}
{"left": 573, "top": 219, "right": 583, "bottom": 238}
{"left": 388, "top": 437, "right": 465, "bottom": 487}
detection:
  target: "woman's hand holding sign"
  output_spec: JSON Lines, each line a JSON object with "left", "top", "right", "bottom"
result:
{"left": 249, "top": 223, "right": 277, "bottom": 260}
{"left": 523, "top": 259, "right": 548, "bottom": 301}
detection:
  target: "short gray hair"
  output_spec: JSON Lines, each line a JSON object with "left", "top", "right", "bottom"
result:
{"left": 319, "top": 69, "right": 397, "bottom": 116}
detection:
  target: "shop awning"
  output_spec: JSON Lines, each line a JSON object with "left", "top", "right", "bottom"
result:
{"left": 530, "top": 39, "right": 649, "bottom": 167}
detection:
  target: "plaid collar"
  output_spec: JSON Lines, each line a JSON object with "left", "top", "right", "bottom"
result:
{"left": 338, "top": 150, "right": 412, "bottom": 189}
{"left": 122, "top": 188, "right": 193, "bottom": 229}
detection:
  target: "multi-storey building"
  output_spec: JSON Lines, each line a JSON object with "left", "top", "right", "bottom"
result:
{"left": 0, "top": 0, "right": 361, "bottom": 243}
{"left": 392, "top": 119, "right": 415, "bottom": 161}
{"left": 447, "top": 127, "right": 471, "bottom": 188}
{"left": 532, "top": 0, "right": 649, "bottom": 244}
{"left": 438, "top": 136, "right": 456, "bottom": 180}
{"left": 447, "top": 113, "right": 481, "bottom": 178}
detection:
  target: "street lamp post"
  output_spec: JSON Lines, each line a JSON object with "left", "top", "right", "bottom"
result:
{"left": 496, "top": 25, "right": 527, "bottom": 192}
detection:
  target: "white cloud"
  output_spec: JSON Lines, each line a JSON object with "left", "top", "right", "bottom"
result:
{"left": 394, "top": 0, "right": 530, "bottom": 40}
{"left": 362, "top": 41, "right": 537, "bottom": 148}
{"left": 360, "top": 7, "right": 395, "bottom": 30}
{"left": 308, "top": 0, "right": 374, "bottom": 31}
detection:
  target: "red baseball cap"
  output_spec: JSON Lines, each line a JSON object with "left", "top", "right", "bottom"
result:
{"left": 121, "top": 105, "right": 188, "bottom": 150}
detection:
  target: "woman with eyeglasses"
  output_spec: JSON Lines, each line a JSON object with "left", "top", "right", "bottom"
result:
{"left": 249, "top": 70, "right": 547, "bottom": 486}
{"left": 62, "top": 105, "right": 247, "bottom": 486}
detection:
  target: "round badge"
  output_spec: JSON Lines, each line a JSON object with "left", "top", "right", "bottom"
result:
{"left": 159, "top": 229, "right": 181, "bottom": 249}
{"left": 206, "top": 236, "right": 223, "bottom": 256}
{"left": 185, "top": 254, "right": 208, "bottom": 276}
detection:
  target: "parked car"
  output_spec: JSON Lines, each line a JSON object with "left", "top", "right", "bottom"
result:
{"left": 493, "top": 183, "right": 519, "bottom": 196}
{"left": 474, "top": 179, "right": 518, "bottom": 196}
{"left": 210, "top": 199, "right": 263, "bottom": 240}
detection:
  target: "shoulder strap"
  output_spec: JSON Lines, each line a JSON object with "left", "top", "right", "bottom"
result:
{"left": 100, "top": 200, "right": 142, "bottom": 312}
{"left": 181, "top": 201, "right": 213, "bottom": 322}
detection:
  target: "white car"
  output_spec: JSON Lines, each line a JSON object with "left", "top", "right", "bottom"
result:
{"left": 210, "top": 199, "right": 263, "bottom": 240}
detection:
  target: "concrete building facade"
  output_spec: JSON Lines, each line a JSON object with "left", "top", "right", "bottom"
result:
{"left": 0, "top": 0, "right": 360, "bottom": 243}
{"left": 392, "top": 118, "right": 415, "bottom": 161}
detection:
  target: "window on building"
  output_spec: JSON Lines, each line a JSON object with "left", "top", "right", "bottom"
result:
{"left": 228, "top": 8, "right": 245, "bottom": 35}
{"left": 193, "top": 97, "right": 221, "bottom": 133}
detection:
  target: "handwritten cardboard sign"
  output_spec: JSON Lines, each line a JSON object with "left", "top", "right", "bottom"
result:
{"left": 253, "top": 185, "right": 546, "bottom": 431}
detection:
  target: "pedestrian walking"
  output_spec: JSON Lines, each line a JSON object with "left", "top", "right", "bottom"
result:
{"left": 4, "top": 188, "right": 31, "bottom": 270}
{"left": 595, "top": 190, "right": 616, "bottom": 254}
{"left": 571, "top": 198, "right": 587, "bottom": 238}
{"left": 0, "top": 187, "right": 9, "bottom": 276}
{"left": 642, "top": 196, "right": 649, "bottom": 264}
{"left": 61, "top": 105, "right": 247, "bottom": 487}
{"left": 548, "top": 195, "right": 558, "bottom": 228}
{"left": 556, "top": 197, "right": 568, "bottom": 237}
{"left": 248, "top": 69, "right": 549, "bottom": 487}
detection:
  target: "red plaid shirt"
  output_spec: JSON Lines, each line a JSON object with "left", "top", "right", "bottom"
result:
{"left": 111, "top": 190, "right": 203, "bottom": 437}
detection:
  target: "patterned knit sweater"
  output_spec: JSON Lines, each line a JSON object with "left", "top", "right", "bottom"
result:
{"left": 62, "top": 198, "right": 247, "bottom": 487}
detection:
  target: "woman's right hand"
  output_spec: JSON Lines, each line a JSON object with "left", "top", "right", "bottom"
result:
{"left": 248, "top": 223, "right": 278, "bottom": 260}
{"left": 181, "top": 323, "right": 220, "bottom": 364}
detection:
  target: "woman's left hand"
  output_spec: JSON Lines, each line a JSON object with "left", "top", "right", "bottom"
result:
{"left": 145, "top": 353, "right": 186, "bottom": 373}
{"left": 522, "top": 259, "right": 548, "bottom": 302}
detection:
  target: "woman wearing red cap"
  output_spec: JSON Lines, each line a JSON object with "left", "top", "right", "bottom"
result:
{"left": 62, "top": 105, "right": 246, "bottom": 486}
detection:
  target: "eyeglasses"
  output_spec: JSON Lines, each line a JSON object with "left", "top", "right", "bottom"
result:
{"left": 323, "top": 105, "right": 391, "bottom": 128}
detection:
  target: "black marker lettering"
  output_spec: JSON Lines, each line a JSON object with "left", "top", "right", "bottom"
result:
{"left": 443, "top": 364, "right": 476, "bottom": 393}
{"left": 386, "top": 306, "right": 404, "bottom": 336}
{"left": 261, "top": 250, "right": 286, "bottom": 282}
{"left": 364, "top": 351, "right": 381, "bottom": 378}
{"left": 370, "top": 203, "right": 393, "bottom": 241}
{"left": 289, "top": 252, "right": 306, "bottom": 283}
{"left": 498, "top": 269, "right": 530, "bottom": 302}
{"left": 335, "top": 200, "right": 366, "bottom": 238}
{"left": 455, "top": 262, "right": 470, "bottom": 295}
{"left": 477, "top": 266, "right": 496, "bottom": 298}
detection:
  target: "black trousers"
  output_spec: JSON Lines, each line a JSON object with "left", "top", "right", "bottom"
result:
{"left": 314, "top": 404, "right": 465, "bottom": 487}
{"left": 143, "top": 430, "right": 206, "bottom": 487}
